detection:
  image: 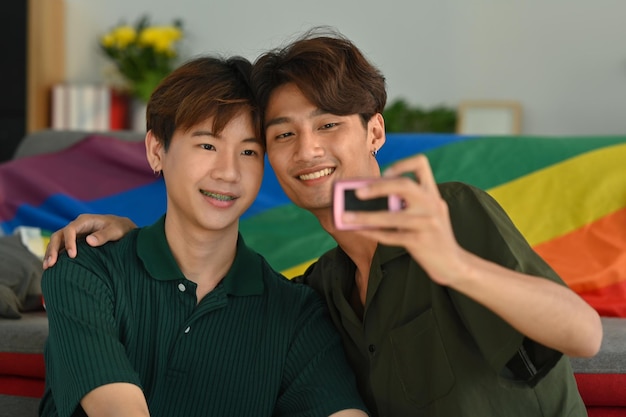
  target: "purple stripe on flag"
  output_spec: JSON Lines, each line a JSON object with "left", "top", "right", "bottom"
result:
{"left": 0, "top": 135, "right": 155, "bottom": 222}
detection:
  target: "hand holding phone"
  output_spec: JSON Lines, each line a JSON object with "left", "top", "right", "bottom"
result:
{"left": 333, "top": 178, "right": 402, "bottom": 230}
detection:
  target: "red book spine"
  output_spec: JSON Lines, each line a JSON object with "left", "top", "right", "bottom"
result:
{"left": 109, "top": 90, "right": 130, "bottom": 130}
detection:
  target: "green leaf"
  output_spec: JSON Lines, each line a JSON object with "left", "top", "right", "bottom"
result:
{"left": 132, "top": 71, "right": 168, "bottom": 102}
{"left": 383, "top": 99, "right": 457, "bottom": 133}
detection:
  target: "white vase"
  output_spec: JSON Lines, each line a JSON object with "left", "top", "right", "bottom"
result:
{"left": 130, "top": 99, "right": 147, "bottom": 132}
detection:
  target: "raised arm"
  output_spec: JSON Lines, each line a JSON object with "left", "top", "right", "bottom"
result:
{"left": 43, "top": 214, "right": 137, "bottom": 269}
{"left": 343, "top": 154, "right": 602, "bottom": 358}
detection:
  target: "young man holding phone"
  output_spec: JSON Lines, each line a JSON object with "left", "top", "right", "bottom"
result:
{"left": 44, "top": 28, "right": 601, "bottom": 416}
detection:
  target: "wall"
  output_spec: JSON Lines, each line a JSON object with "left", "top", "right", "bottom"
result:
{"left": 65, "top": 0, "right": 626, "bottom": 136}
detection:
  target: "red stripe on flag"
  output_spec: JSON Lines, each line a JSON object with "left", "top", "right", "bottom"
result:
{"left": 577, "top": 280, "right": 626, "bottom": 318}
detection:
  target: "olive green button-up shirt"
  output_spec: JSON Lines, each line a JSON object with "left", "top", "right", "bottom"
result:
{"left": 301, "top": 182, "right": 587, "bottom": 417}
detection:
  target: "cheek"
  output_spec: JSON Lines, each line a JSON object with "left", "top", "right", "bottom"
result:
{"left": 266, "top": 148, "right": 293, "bottom": 184}
{"left": 267, "top": 152, "right": 283, "bottom": 171}
{"left": 266, "top": 141, "right": 289, "bottom": 165}
{"left": 244, "top": 159, "right": 264, "bottom": 183}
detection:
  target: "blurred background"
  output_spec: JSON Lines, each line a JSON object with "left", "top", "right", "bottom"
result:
{"left": 3, "top": 0, "right": 626, "bottom": 161}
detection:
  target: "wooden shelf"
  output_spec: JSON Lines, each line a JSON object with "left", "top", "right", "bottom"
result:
{"left": 27, "top": 0, "right": 65, "bottom": 133}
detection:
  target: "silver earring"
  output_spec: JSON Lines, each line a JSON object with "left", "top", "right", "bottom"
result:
{"left": 371, "top": 149, "right": 378, "bottom": 157}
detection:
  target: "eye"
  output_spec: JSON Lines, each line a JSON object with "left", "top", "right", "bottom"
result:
{"left": 275, "top": 131, "right": 294, "bottom": 140}
{"left": 200, "top": 143, "right": 216, "bottom": 151}
{"left": 241, "top": 149, "right": 258, "bottom": 156}
{"left": 320, "top": 122, "right": 338, "bottom": 130}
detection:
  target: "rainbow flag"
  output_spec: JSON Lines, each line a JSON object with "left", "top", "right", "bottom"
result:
{"left": 2, "top": 133, "right": 625, "bottom": 317}
{"left": 239, "top": 134, "right": 626, "bottom": 318}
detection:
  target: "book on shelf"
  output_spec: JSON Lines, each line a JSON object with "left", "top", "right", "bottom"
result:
{"left": 51, "top": 84, "right": 130, "bottom": 131}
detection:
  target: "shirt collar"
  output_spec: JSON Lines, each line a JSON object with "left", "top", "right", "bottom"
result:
{"left": 375, "top": 244, "right": 407, "bottom": 264}
{"left": 136, "top": 215, "right": 264, "bottom": 296}
{"left": 335, "top": 243, "right": 407, "bottom": 267}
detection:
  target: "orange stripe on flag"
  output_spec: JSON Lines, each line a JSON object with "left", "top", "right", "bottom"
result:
{"left": 534, "top": 207, "right": 626, "bottom": 293}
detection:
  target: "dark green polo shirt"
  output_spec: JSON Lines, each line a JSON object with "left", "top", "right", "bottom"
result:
{"left": 40, "top": 215, "right": 367, "bottom": 417}
{"left": 301, "top": 182, "right": 587, "bottom": 417}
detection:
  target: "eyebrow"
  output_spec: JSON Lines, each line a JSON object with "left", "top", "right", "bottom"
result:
{"left": 191, "top": 130, "right": 261, "bottom": 145}
{"left": 191, "top": 130, "right": 217, "bottom": 138}
{"left": 265, "top": 108, "right": 329, "bottom": 129}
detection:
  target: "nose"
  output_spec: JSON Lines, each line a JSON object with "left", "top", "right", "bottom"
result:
{"left": 210, "top": 152, "right": 240, "bottom": 182}
{"left": 294, "top": 130, "right": 324, "bottom": 161}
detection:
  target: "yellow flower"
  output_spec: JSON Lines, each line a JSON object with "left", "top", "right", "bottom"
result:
{"left": 99, "top": 15, "right": 184, "bottom": 102}
{"left": 102, "top": 25, "right": 137, "bottom": 49}
{"left": 138, "top": 26, "right": 183, "bottom": 54}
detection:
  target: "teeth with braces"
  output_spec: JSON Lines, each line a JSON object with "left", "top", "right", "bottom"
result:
{"left": 201, "top": 190, "right": 234, "bottom": 201}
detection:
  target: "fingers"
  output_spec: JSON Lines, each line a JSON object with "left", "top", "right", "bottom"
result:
{"left": 340, "top": 202, "right": 432, "bottom": 232}
{"left": 382, "top": 154, "right": 437, "bottom": 192}
{"left": 42, "top": 213, "right": 136, "bottom": 270}
{"left": 355, "top": 175, "right": 423, "bottom": 203}
{"left": 354, "top": 155, "right": 439, "bottom": 207}
{"left": 43, "top": 217, "right": 84, "bottom": 269}
{"left": 85, "top": 226, "right": 126, "bottom": 247}
{"left": 343, "top": 155, "right": 446, "bottom": 233}
{"left": 43, "top": 232, "right": 62, "bottom": 270}
{"left": 43, "top": 229, "right": 74, "bottom": 270}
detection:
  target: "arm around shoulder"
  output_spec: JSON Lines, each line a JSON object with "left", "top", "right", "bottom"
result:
{"left": 43, "top": 213, "right": 137, "bottom": 269}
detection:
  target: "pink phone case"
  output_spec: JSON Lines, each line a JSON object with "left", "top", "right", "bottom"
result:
{"left": 333, "top": 178, "right": 402, "bottom": 230}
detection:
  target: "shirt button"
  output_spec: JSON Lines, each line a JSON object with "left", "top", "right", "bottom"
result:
{"left": 184, "top": 326, "right": 190, "bottom": 334}
{"left": 178, "top": 283, "right": 186, "bottom": 292}
{"left": 368, "top": 344, "right": 376, "bottom": 353}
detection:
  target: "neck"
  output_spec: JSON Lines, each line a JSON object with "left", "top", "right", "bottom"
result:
{"left": 319, "top": 211, "right": 377, "bottom": 302}
{"left": 164, "top": 215, "right": 238, "bottom": 299}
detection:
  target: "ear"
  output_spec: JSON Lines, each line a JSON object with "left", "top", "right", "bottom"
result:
{"left": 369, "top": 113, "right": 386, "bottom": 152}
{"left": 145, "top": 130, "right": 163, "bottom": 173}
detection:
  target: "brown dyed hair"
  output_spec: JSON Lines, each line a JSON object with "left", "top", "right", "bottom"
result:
{"left": 251, "top": 27, "right": 387, "bottom": 130}
{"left": 146, "top": 56, "right": 261, "bottom": 150}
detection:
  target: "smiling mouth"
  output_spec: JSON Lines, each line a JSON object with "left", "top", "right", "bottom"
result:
{"left": 200, "top": 190, "right": 235, "bottom": 201}
{"left": 299, "top": 168, "right": 335, "bottom": 181}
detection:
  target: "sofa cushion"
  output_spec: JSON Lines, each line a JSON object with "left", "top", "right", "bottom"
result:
{"left": 571, "top": 317, "right": 626, "bottom": 407}
{"left": 0, "top": 394, "right": 40, "bottom": 417}
{"left": 0, "top": 311, "right": 47, "bottom": 400}
{"left": 0, "top": 235, "right": 44, "bottom": 318}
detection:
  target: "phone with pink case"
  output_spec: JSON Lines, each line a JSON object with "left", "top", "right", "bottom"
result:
{"left": 333, "top": 178, "right": 402, "bottom": 230}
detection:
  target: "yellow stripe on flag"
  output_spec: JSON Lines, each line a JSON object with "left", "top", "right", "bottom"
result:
{"left": 488, "top": 143, "right": 626, "bottom": 246}
{"left": 282, "top": 260, "right": 316, "bottom": 279}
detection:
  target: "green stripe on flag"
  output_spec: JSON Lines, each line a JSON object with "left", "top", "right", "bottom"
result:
{"left": 423, "top": 136, "right": 626, "bottom": 189}
{"left": 240, "top": 204, "right": 333, "bottom": 272}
